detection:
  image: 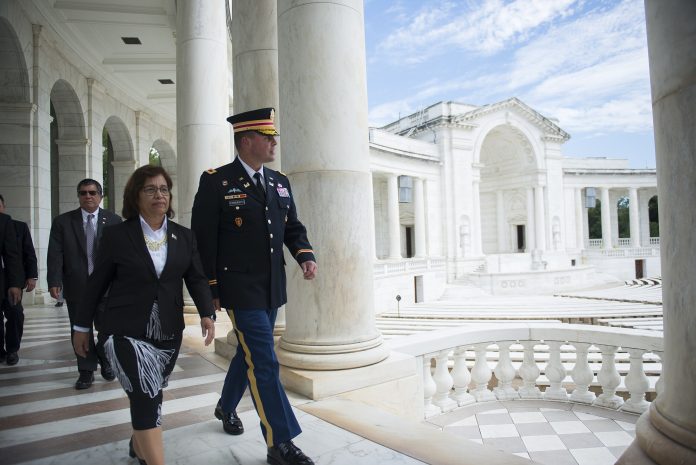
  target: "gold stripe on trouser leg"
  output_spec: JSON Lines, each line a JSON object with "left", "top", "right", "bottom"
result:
{"left": 228, "top": 310, "right": 274, "bottom": 447}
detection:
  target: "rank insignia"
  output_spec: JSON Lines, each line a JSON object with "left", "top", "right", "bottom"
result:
{"left": 238, "top": 176, "right": 245, "bottom": 181}
{"left": 234, "top": 217, "right": 243, "bottom": 227}
{"left": 222, "top": 180, "right": 228, "bottom": 186}
{"left": 243, "top": 182, "right": 250, "bottom": 188}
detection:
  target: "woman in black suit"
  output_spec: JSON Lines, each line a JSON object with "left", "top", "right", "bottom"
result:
{"left": 73, "top": 165, "right": 215, "bottom": 465}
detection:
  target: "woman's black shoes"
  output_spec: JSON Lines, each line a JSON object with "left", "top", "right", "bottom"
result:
{"left": 128, "top": 437, "right": 147, "bottom": 465}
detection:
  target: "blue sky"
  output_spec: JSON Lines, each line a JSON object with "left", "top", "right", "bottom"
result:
{"left": 364, "top": 0, "right": 655, "bottom": 168}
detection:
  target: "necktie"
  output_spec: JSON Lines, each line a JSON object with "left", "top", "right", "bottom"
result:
{"left": 85, "top": 214, "right": 95, "bottom": 274}
{"left": 253, "top": 172, "right": 266, "bottom": 201}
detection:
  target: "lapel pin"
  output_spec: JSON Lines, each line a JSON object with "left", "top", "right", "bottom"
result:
{"left": 171, "top": 233, "right": 177, "bottom": 240}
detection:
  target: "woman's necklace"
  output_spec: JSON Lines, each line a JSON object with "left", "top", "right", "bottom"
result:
{"left": 144, "top": 234, "right": 167, "bottom": 251}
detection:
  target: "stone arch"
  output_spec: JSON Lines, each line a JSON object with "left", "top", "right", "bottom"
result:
{"left": 50, "top": 79, "right": 87, "bottom": 215}
{"left": 150, "top": 139, "right": 178, "bottom": 217}
{"left": 0, "top": 17, "right": 32, "bottom": 222}
{"left": 103, "top": 116, "right": 135, "bottom": 215}
{"left": 478, "top": 124, "right": 536, "bottom": 254}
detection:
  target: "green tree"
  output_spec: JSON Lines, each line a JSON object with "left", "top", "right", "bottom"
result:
{"left": 588, "top": 199, "right": 602, "bottom": 239}
{"left": 649, "top": 195, "right": 659, "bottom": 237}
{"left": 149, "top": 147, "right": 161, "bottom": 166}
{"left": 617, "top": 197, "right": 630, "bottom": 238}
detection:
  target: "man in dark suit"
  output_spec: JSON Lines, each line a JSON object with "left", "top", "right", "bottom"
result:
{"left": 47, "top": 179, "right": 122, "bottom": 389}
{"left": 0, "top": 207, "right": 23, "bottom": 366}
{"left": 192, "top": 108, "right": 317, "bottom": 465}
{"left": 0, "top": 195, "right": 38, "bottom": 365}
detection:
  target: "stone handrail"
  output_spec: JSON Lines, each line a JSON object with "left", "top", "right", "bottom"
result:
{"left": 388, "top": 323, "right": 663, "bottom": 418}
{"left": 374, "top": 257, "right": 446, "bottom": 277}
{"left": 583, "top": 247, "right": 660, "bottom": 258}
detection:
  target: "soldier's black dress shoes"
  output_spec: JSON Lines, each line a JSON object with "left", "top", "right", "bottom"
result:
{"left": 267, "top": 441, "right": 314, "bottom": 465}
{"left": 101, "top": 363, "right": 115, "bottom": 381}
{"left": 75, "top": 371, "right": 94, "bottom": 389}
{"left": 128, "top": 437, "right": 147, "bottom": 465}
{"left": 214, "top": 402, "right": 244, "bottom": 435}
{"left": 6, "top": 352, "right": 19, "bottom": 365}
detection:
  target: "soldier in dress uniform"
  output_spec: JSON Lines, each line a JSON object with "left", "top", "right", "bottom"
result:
{"left": 191, "top": 107, "right": 317, "bottom": 465}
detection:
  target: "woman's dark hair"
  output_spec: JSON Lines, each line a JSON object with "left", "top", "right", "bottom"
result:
{"left": 122, "top": 165, "right": 175, "bottom": 220}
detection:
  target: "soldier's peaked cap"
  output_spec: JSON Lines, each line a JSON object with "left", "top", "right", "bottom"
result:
{"left": 226, "top": 107, "right": 279, "bottom": 136}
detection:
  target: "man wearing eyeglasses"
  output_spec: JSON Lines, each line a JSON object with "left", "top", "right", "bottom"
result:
{"left": 47, "top": 179, "right": 122, "bottom": 389}
{"left": 192, "top": 108, "right": 317, "bottom": 465}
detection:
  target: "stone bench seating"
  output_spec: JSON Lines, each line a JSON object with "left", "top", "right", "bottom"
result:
{"left": 388, "top": 323, "right": 663, "bottom": 419}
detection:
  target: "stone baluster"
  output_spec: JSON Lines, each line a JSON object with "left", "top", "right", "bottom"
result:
{"left": 543, "top": 341, "right": 568, "bottom": 400}
{"left": 432, "top": 350, "right": 458, "bottom": 412}
{"left": 471, "top": 343, "right": 496, "bottom": 402}
{"left": 570, "top": 342, "right": 596, "bottom": 403}
{"left": 450, "top": 347, "right": 475, "bottom": 406}
{"left": 593, "top": 345, "right": 624, "bottom": 409}
{"left": 518, "top": 341, "right": 542, "bottom": 399}
{"left": 653, "top": 350, "right": 664, "bottom": 398}
{"left": 620, "top": 348, "right": 650, "bottom": 413}
{"left": 493, "top": 341, "right": 519, "bottom": 400}
{"left": 422, "top": 355, "right": 441, "bottom": 418}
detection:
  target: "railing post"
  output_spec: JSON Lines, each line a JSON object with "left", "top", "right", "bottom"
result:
{"left": 451, "top": 346, "right": 475, "bottom": 406}
{"left": 432, "top": 350, "right": 458, "bottom": 412}
{"left": 422, "top": 355, "right": 441, "bottom": 418}
{"left": 621, "top": 348, "right": 650, "bottom": 413}
{"left": 593, "top": 345, "right": 624, "bottom": 409}
{"left": 570, "top": 342, "right": 596, "bottom": 403}
{"left": 471, "top": 343, "right": 496, "bottom": 402}
{"left": 543, "top": 341, "right": 568, "bottom": 401}
{"left": 519, "top": 341, "right": 542, "bottom": 399}
{"left": 493, "top": 341, "right": 519, "bottom": 400}
{"left": 654, "top": 350, "right": 664, "bottom": 398}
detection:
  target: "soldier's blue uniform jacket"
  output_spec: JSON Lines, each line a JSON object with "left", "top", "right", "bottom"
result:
{"left": 191, "top": 157, "right": 314, "bottom": 310}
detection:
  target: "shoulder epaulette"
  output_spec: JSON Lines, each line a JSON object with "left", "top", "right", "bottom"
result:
{"left": 278, "top": 170, "right": 287, "bottom": 177}
{"left": 206, "top": 168, "right": 217, "bottom": 174}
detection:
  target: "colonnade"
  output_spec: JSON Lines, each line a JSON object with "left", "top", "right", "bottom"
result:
{"left": 381, "top": 173, "right": 428, "bottom": 260}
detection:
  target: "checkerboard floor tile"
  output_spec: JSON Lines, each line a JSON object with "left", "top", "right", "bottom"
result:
{"left": 431, "top": 401, "right": 640, "bottom": 465}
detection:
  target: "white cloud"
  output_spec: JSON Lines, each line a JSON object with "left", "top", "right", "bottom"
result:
{"left": 377, "top": 0, "right": 579, "bottom": 63}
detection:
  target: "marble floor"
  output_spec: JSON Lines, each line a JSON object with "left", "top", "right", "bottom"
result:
{"left": 0, "top": 304, "right": 640, "bottom": 465}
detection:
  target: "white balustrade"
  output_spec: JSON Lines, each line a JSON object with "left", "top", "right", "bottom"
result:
{"left": 518, "top": 341, "right": 542, "bottom": 399}
{"left": 621, "top": 348, "right": 650, "bottom": 413}
{"left": 570, "top": 343, "right": 596, "bottom": 403}
{"left": 544, "top": 341, "right": 569, "bottom": 400}
{"left": 387, "top": 323, "right": 662, "bottom": 419}
{"left": 654, "top": 351, "right": 664, "bottom": 397}
{"left": 493, "top": 341, "right": 519, "bottom": 400}
{"left": 422, "top": 355, "right": 441, "bottom": 418}
{"left": 432, "top": 350, "right": 458, "bottom": 412}
{"left": 649, "top": 237, "right": 660, "bottom": 246}
{"left": 617, "top": 238, "right": 631, "bottom": 247}
{"left": 450, "top": 347, "right": 475, "bottom": 406}
{"left": 471, "top": 343, "right": 496, "bottom": 402}
{"left": 588, "top": 238, "right": 603, "bottom": 248}
{"left": 593, "top": 345, "right": 624, "bottom": 409}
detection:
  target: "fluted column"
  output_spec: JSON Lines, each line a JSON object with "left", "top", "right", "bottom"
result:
{"left": 472, "top": 180, "right": 483, "bottom": 255}
{"left": 496, "top": 190, "right": 506, "bottom": 252}
{"left": 413, "top": 177, "right": 426, "bottom": 258}
{"left": 386, "top": 174, "right": 401, "bottom": 259}
{"left": 619, "top": 2, "right": 696, "bottom": 463}
{"left": 526, "top": 187, "right": 535, "bottom": 250}
{"left": 575, "top": 188, "right": 585, "bottom": 249}
{"left": 176, "top": 0, "right": 230, "bottom": 226}
{"left": 534, "top": 186, "right": 546, "bottom": 250}
{"left": 629, "top": 187, "right": 641, "bottom": 247}
{"left": 277, "top": 0, "right": 387, "bottom": 369}
{"left": 232, "top": 0, "right": 281, "bottom": 171}
{"left": 600, "top": 187, "right": 612, "bottom": 249}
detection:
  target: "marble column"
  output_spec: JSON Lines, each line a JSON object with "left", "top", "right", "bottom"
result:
{"left": 496, "top": 190, "right": 506, "bottom": 252}
{"left": 629, "top": 187, "right": 641, "bottom": 247}
{"left": 176, "top": 0, "right": 230, "bottom": 226}
{"left": 232, "top": 0, "right": 281, "bottom": 171}
{"left": 534, "top": 186, "right": 546, "bottom": 250}
{"left": 277, "top": 0, "right": 387, "bottom": 369}
{"left": 619, "top": 2, "right": 696, "bottom": 463}
{"left": 575, "top": 188, "right": 585, "bottom": 249}
{"left": 111, "top": 160, "right": 138, "bottom": 217}
{"left": 413, "top": 177, "right": 426, "bottom": 258}
{"left": 472, "top": 180, "right": 483, "bottom": 255}
{"left": 600, "top": 187, "right": 612, "bottom": 249}
{"left": 526, "top": 187, "right": 535, "bottom": 250}
{"left": 386, "top": 174, "right": 401, "bottom": 259}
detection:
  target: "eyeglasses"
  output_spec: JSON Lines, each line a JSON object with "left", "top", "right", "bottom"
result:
{"left": 142, "top": 186, "right": 170, "bottom": 197}
{"left": 78, "top": 190, "right": 99, "bottom": 196}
